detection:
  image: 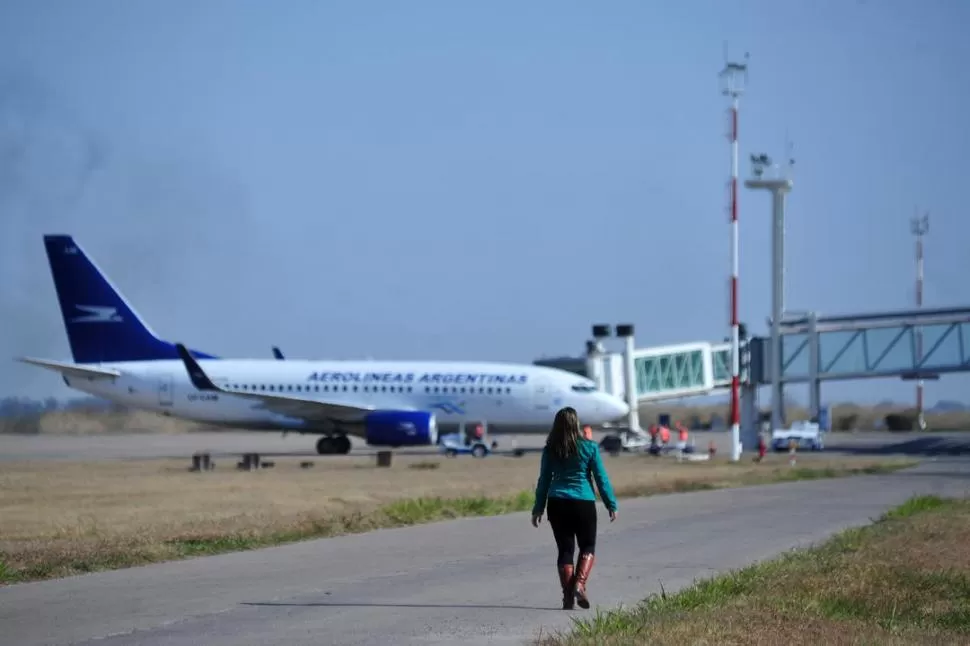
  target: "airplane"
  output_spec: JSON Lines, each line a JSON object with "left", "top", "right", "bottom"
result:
{"left": 17, "top": 234, "right": 631, "bottom": 455}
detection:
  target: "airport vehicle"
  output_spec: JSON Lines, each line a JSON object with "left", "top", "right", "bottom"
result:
{"left": 439, "top": 432, "right": 494, "bottom": 458}
{"left": 18, "top": 235, "right": 630, "bottom": 455}
{"left": 771, "top": 420, "right": 825, "bottom": 452}
{"left": 598, "top": 428, "right": 650, "bottom": 454}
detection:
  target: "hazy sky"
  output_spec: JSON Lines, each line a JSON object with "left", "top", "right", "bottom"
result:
{"left": 1, "top": 0, "right": 968, "bottom": 406}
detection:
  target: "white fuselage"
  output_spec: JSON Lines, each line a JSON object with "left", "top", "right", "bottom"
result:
{"left": 62, "top": 358, "right": 630, "bottom": 434}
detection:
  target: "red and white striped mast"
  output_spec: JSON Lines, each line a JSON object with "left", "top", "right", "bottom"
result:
{"left": 720, "top": 51, "right": 748, "bottom": 462}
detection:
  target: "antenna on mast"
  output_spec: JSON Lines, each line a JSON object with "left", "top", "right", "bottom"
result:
{"left": 783, "top": 129, "right": 795, "bottom": 178}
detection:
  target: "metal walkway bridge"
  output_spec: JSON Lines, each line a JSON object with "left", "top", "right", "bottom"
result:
{"left": 775, "top": 307, "right": 970, "bottom": 383}
{"left": 608, "top": 342, "right": 735, "bottom": 401}
{"left": 535, "top": 306, "right": 970, "bottom": 405}
{"left": 536, "top": 342, "right": 736, "bottom": 403}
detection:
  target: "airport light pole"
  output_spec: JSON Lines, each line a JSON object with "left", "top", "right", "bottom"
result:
{"left": 745, "top": 154, "right": 793, "bottom": 432}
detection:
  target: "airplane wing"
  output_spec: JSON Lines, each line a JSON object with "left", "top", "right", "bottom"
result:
{"left": 175, "top": 343, "right": 374, "bottom": 423}
{"left": 17, "top": 357, "right": 121, "bottom": 381}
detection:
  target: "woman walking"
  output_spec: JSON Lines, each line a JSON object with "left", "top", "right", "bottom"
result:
{"left": 532, "top": 406, "right": 618, "bottom": 610}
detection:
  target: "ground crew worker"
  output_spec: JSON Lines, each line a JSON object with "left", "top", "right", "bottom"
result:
{"left": 659, "top": 424, "right": 671, "bottom": 446}
{"left": 676, "top": 422, "right": 689, "bottom": 452}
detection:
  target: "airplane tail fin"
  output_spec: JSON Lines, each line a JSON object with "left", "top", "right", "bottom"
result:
{"left": 42, "top": 234, "right": 217, "bottom": 364}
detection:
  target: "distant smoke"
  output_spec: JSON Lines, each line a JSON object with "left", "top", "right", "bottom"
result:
{"left": 0, "top": 70, "right": 255, "bottom": 397}
{"left": 0, "top": 72, "right": 101, "bottom": 396}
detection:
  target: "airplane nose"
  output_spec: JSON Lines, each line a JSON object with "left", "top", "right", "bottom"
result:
{"left": 614, "top": 398, "right": 630, "bottom": 418}
{"left": 597, "top": 394, "right": 629, "bottom": 420}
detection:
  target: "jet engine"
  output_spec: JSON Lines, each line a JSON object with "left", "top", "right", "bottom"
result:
{"left": 364, "top": 410, "right": 438, "bottom": 447}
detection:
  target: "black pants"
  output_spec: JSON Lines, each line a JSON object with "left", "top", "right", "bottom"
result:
{"left": 546, "top": 497, "right": 597, "bottom": 566}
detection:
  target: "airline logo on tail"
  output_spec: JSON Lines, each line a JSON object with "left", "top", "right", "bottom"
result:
{"left": 71, "top": 305, "right": 123, "bottom": 324}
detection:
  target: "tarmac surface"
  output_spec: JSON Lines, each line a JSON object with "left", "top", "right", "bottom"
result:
{"left": 2, "top": 428, "right": 970, "bottom": 462}
{"left": 1, "top": 447, "right": 969, "bottom": 646}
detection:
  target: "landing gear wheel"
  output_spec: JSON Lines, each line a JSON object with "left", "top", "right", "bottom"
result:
{"left": 316, "top": 435, "right": 352, "bottom": 455}
{"left": 333, "top": 435, "right": 352, "bottom": 455}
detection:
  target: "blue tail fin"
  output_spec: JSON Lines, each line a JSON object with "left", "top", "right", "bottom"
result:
{"left": 43, "top": 234, "right": 218, "bottom": 364}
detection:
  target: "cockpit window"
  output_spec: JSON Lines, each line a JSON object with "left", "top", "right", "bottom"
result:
{"left": 571, "top": 383, "right": 597, "bottom": 393}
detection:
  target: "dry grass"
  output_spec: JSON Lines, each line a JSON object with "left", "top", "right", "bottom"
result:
{"left": 0, "top": 452, "right": 912, "bottom": 584}
{"left": 0, "top": 409, "right": 205, "bottom": 435}
{"left": 539, "top": 495, "right": 970, "bottom": 646}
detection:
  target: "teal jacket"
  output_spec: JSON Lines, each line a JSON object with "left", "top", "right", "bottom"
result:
{"left": 532, "top": 439, "right": 618, "bottom": 516}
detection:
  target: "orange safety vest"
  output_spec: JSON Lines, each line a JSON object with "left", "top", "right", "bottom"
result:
{"left": 660, "top": 426, "right": 670, "bottom": 443}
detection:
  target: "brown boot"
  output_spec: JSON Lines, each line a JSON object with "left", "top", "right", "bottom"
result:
{"left": 573, "top": 553, "right": 595, "bottom": 609}
{"left": 558, "top": 564, "right": 575, "bottom": 609}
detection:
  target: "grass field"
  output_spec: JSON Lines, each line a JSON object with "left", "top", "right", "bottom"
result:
{"left": 539, "top": 494, "right": 970, "bottom": 646}
{"left": 0, "top": 452, "right": 913, "bottom": 584}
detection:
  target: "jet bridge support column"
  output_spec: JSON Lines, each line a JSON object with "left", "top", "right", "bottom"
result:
{"left": 745, "top": 168, "right": 793, "bottom": 433}
{"left": 740, "top": 383, "right": 759, "bottom": 454}
{"left": 737, "top": 334, "right": 770, "bottom": 456}
{"left": 587, "top": 324, "right": 611, "bottom": 392}
{"left": 807, "top": 311, "right": 821, "bottom": 421}
{"left": 585, "top": 341, "right": 604, "bottom": 392}
{"left": 616, "top": 324, "right": 641, "bottom": 433}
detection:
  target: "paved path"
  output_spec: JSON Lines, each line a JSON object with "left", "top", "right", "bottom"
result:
{"left": 1, "top": 458, "right": 968, "bottom": 646}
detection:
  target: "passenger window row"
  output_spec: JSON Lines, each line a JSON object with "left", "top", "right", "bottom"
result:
{"left": 227, "top": 383, "right": 514, "bottom": 395}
